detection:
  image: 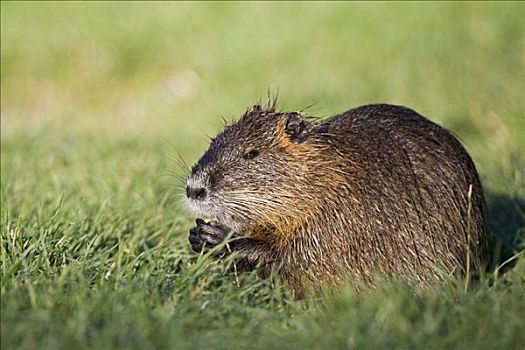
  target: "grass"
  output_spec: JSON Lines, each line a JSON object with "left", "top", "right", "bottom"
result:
{"left": 1, "top": 2, "right": 524, "bottom": 349}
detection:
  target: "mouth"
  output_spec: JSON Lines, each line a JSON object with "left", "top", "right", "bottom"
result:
{"left": 185, "top": 197, "right": 246, "bottom": 233}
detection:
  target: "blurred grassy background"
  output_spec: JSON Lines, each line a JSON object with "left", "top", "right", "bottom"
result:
{"left": 1, "top": 2, "right": 524, "bottom": 349}
{"left": 2, "top": 2, "right": 524, "bottom": 160}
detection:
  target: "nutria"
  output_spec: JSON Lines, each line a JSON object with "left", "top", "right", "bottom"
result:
{"left": 185, "top": 102, "right": 485, "bottom": 296}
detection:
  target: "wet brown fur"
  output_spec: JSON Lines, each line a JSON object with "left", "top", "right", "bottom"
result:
{"left": 186, "top": 103, "right": 485, "bottom": 297}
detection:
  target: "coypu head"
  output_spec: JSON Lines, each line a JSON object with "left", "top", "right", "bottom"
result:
{"left": 185, "top": 104, "right": 327, "bottom": 235}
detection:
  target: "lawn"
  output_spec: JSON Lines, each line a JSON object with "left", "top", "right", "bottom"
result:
{"left": 1, "top": 2, "right": 524, "bottom": 349}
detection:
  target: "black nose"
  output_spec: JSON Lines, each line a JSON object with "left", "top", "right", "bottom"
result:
{"left": 186, "top": 185, "right": 207, "bottom": 200}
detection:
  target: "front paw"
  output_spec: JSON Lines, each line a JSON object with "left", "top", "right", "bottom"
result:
{"left": 189, "top": 218, "right": 232, "bottom": 253}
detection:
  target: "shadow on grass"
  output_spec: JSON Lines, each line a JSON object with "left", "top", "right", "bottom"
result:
{"left": 485, "top": 190, "right": 525, "bottom": 272}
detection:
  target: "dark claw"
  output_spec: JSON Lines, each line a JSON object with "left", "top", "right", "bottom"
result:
{"left": 200, "top": 232, "right": 223, "bottom": 246}
{"left": 188, "top": 231, "right": 201, "bottom": 244}
{"left": 189, "top": 219, "right": 231, "bottom": 253}
{"left": 196, "top": 218, "right": 206, "bottom": 226}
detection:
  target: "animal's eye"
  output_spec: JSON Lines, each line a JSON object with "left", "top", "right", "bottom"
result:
{"left": 243, "top": 148, "right": 260, "bottom": 160}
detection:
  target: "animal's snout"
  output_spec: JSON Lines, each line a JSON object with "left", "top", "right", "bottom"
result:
{"left": 186, "top": 185, "right": 207, "bottom": 201}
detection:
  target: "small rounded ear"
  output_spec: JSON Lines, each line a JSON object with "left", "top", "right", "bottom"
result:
{"left": 284, "top": 112, "right": 309, "bottom": 143}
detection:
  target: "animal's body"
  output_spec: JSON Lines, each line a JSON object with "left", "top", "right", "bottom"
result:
{"left": 185, "top": 103, "right": 485, "bottom": 296}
